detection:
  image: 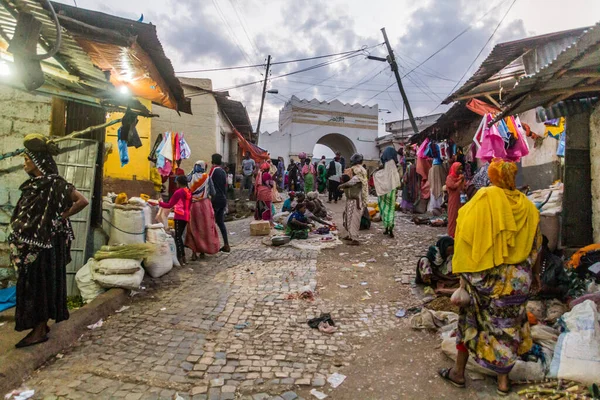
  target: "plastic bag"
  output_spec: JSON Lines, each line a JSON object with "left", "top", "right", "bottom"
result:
{"left": 548, "top": 300, "right": 600, "bottom": 384}
{"left": 109, "top": 205, "right": 146, "bottom": 245}
{"left": 91, "top": 261, "right": 144, "bottom": 290}
{"left": 166, "top": 236, "right": 181, "bottom": 267}
{"left": 143, "top": 241, "right": 173, "bottom": 278}
{"left": 75, "top": 259, "right": 105, "bottom": 303}
{"left": 155, "top": 207, "right": 170, "bottom": 230}
{"left": 451, "top": 279, "right": 470, "bottom": 307}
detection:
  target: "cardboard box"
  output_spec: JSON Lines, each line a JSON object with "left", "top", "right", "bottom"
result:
{"left": 250, "top": 220, "right": 271, "bottom": 236}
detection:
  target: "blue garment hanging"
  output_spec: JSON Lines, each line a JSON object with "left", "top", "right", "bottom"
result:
{"left": 117, "top": 127, "right": 129, "bottom": 167}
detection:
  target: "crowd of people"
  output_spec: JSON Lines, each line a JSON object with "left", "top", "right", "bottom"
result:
{"left": 9, "top": 138, "right": 567, "bottom": 398}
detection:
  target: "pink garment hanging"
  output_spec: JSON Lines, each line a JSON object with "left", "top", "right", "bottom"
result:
{"left": 158, "top": 159, "right": 172, "bottom": 177}
{"left": 173, "top": 132, "right": 181, "bottom": 162}
{"left": 476, "top": 114, "right": 506, "bottom": 161}
{"left": 505, "top": 116, "right": 530, "bottom": 161}
{"left": 417, "top": 138, "right": 430, "bottom": 159}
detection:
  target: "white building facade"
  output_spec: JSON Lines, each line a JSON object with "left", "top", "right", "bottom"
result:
{"left": 258, "top": 96, "right": 379, "bottom": 165}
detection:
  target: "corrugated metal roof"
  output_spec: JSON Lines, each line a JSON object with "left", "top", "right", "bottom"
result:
{"left": 495, "top": 22, "right": 600, "bottom": 120}
{"left": 0, "top": 1, "right": 189, "bottom": 115}
{"left": 444, "top": 26, "right": 590, "bottom": 104}
{"left": 50, "top": 1, "right": 191, "bottom": 114}
{"left": 409, "top": 101, "right": 480, "bottom": 144}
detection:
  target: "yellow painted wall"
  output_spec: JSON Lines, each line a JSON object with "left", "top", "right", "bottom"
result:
{"left": 104, "top": 99, "right": 152, "bottom": 180}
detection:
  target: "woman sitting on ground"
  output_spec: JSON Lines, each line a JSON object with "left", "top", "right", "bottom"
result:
{"left": 285, "top": 202, "right": 312, "bottom": 239}
{"left": 416, "top": 236, "right": 459, "bottom": 293}
{"left": 282, "top": 191, "right": 296, "bottom": 212}
{"left": 305, "top": 201, "right": 334, "bottom": 227}
{"left": 306, "top": 191, "right": 329, "bottom": 219}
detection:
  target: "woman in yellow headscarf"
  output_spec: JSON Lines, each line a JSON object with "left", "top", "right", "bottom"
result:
{"left": 438, "top": 159, "right": 542, "bottom": 397}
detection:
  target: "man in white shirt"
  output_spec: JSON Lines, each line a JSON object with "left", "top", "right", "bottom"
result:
{"left": 327, "top": 152, "right": 343, "bottom": 203}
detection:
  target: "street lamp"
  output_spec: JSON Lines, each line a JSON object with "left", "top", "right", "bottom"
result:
{"left": 266, "top": 89, "right": 279, "bottom": 94}
{"left": 379, "top": 108, "right": 391, "bottom": 114}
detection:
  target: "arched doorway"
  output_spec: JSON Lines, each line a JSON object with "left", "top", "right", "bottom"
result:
{"left": 313, "top": 133, "right": 357, "bottom": 163}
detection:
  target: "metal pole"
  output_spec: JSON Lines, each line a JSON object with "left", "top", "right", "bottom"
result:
{"left": 255, "top": 54, "right": 271, "bottom": 135}
{"left": 381, "top": 27, "right": 419, "bottom": 135}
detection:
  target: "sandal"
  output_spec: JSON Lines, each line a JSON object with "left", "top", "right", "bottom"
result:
{"left": 16, "top": 335, "right": 49, "bottom": 349}
{"left": 438, "top": 368, "right": 465, "bottom": 388}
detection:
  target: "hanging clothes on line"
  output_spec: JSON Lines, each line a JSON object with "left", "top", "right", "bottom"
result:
{"left": 179, "top": 133, "right": 191, "bottom": 160}
{"left": 474, "top": 113, "right": 530, "bottom": 162}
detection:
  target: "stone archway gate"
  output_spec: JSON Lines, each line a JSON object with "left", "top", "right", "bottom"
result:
{"left": 258, "top": 96, "right": 379, "bottom": 165}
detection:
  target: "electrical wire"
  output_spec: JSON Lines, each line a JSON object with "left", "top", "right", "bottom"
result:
{"left": 185, "top": 52, "right": 364, "bottom": 98}
{"left": 399, "top": 0, "right": 511, "bottom": 80}
{"left": 35, "top": 0, "right": 62, "bottom": 60}
{"left": 175, "top": 46, "right": 379, "bottom": 73}
{"left": 445, "top": 0, "right": 518, "bottom": 99}
{"left": 211, "top": 0, "right": 263, "bottom": 76}
{"left": 228, "top": 0, "right": 262, "bottom": 62}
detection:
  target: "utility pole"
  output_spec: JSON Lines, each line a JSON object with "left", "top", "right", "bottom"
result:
{"left": 255, "top": 54, "right": 271, "bottom": 136}
{"left": 380, "top": 28, "right": 419, "bottom": 135}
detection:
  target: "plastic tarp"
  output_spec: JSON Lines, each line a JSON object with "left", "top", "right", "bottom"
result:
{"left": 0, "top": 286, "right": 16, "bottom": 312}
{"left": 234, "top": 129, "right": 269, "bottom": 162}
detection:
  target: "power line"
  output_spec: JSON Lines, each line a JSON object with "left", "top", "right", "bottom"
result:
{"left": 184, "top": 52, "right": 364, "bottom": 98}
{"left": 228, "top": 0, "right": 262, "bottom": 61}
{"left": 446, "top": 0, "right": 518, "bottom": 99}
{"left": 176, "top": 47, "right": 376, "bottom": 74}
{"left": 399, "top": 0, "right": 511, "bottom": 80}
{"left": 211, "top": 0, "right": 263, "bottom": 76}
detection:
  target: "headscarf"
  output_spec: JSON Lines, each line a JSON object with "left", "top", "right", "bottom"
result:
{"left": 351, "top": 163, "right": 369, "bottom": 206}
{"left": 189, "top": 160, "right": 211, "bottom": 200}
{"left": 380, "top": 146, "right": 398, "bottom": 165}
{"left": 426, "top": 237, "right": 454, "bottom": 266}
{"left": 261, "top": 162, "right": 270, "bottom": 172}
{"left": 10, "top": 134, "right": 74, "bottom": 260}
{"left": 449, "top": 162, "right": 462, "bottom": 178}
{"left": 452, "top": 158, "right": 539, "bottom": 274}
{"left": 488, "top": 158, "right": 517, "bottom": 190}
{"left": 350, "top": 153, "right": 363, "bottom": 166}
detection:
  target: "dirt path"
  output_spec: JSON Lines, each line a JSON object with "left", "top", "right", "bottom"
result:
{"left": 299, "top": 200, "right": 517, "bottom": 400}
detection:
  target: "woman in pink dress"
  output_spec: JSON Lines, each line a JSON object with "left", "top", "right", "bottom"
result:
{"left": 185, "top": 161, "right": 220, "bottom": 259}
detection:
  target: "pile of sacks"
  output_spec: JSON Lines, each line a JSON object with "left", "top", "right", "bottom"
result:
{"left": 78, "top": 194, "right": 180, "bottom": 303}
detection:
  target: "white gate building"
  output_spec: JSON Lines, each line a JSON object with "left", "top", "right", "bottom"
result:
{"left": 258, "top": 96, "right": 379, "bottom": 164}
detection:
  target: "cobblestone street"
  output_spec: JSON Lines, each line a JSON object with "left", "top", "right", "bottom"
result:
{"left": 18, "top": 205, "right": 506, "bottom": 400}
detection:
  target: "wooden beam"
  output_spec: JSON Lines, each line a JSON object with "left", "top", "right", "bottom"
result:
{"left": 452, "top": 90, "right": 500, "bottom": 102}
{"left": 50, "top": 97, "right": 66, "bottom": 137}
{"left": 484, "top": 94, "right": 502, "bottom": 109}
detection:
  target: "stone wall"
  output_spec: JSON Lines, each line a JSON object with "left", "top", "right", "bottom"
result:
{"left": 0, "top": 87, "right": 52, "bottom": 285}
{"left": 590, "top": 105, "right": 600, "bottom": 243}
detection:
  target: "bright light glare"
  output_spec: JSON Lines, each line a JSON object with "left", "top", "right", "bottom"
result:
{"left": 0, "top": 61, "right": 11, "bottom": 76}
{"left": 119, "top": 86, "right": 130, "bottom": 95}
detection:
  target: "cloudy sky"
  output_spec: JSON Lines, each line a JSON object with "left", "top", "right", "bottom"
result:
{"left": 58, "top": 0, "right": 599, "bottom": 156}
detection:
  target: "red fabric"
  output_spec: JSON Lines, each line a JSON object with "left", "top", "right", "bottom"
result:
{"left": 466, "top": 98, "right": 500, "bottom": 116}
{"left": 159, "top": 187, "right": 191, "bottom": 221}
{"left": 456, "top": 342, "right": 468, "bottom": 353}
{"left": 446, "top": 170, "right": 464, "bottom": 238}
{"left": 234, "top": 129, "right": 269, "bottom": 163}
{"left": 449, "top": 162, "right": 462, "bottom": 177}
{"left": 185, "top": 199, "right": 220, "bottom": 254}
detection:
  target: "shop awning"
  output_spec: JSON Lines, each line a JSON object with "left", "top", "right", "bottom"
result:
{"left": 493, "top": 22, "right": 600, "bottom": 123}
{"left": 0, "top": 1, "right": 190, "bottom": 114}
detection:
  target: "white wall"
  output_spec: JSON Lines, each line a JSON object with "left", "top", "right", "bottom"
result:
{"left": 519, "top": 109, "right": 559, "bottom": 168}
{"left": 257, "top": 96, "right": 379, "bottom": 164}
